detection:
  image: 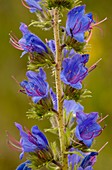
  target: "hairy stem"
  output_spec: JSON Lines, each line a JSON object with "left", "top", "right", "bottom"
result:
{"left": 53, "top": 8, "right": 68, "bottom": 169}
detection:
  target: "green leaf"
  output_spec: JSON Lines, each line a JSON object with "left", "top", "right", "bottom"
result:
{"left": 64, "top": 85, "right": 92, "bottom": 102}
{"left": 46, "top": 163, "right": 59, "bottom": 170}
{"left": 44, "top": 128, "right": 58, "bottom": 134}
{"left": 64, "top": 150, "right": 83, "bottom": 158}
{"left": 50, "top": 142, "right": 60, "bottom": 161}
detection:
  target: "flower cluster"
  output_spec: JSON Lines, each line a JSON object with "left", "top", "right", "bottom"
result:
{"left": 9, "top": 1, "right": 107, "bottom": 170}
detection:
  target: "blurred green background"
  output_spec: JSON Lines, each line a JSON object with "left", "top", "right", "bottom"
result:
{"left": 0, "top": 0, "right": 112, "bottom": 169}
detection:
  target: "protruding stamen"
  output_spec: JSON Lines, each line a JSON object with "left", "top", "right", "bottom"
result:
{"left": 98, "top": 142, "right": 108, "bottom": 153}
{"left": 88, "top": 58, "right": 102, "bottom": 72}
{"left": 92, "top": 17, "right": 107, "bottom": 27}
{"left": 11, "top": 75, "right": 20, "bottom": 86}
{"left": 21, "top": 0, "right": 31, "bottom": 10}
{"left": 87, "top": 17, "right": 107, "bottom": 39}
{"left": 9, "top": 33, "right": 23, "bottom": 50}
{"left": 98, "top": 114, "right": 109, "bottom": 124}
{"left": 7, "top": 132, "right": 22, "bottom": 151}
{"left": 86, "top": 30, "right": 93, "bottom": 43}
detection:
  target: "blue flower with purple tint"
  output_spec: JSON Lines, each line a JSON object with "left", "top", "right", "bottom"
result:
{"left": 61, "top": 53, "right": 89, "bottom": 89}
{"left": 68, "top": 149, "right": 97, "bottom": 170}
{"left": 20, "top": 68, "right": 49, "bottom": 103}
{"left": 63, "top": 48, "right": 76, "bottom": 58}
{"left": 21, "top": 0, "right": 42, "bottom": 13}
{"left": 50, "top": 89, "right": 83, "bottom": 117}
{"left": 10, "top": 23, "right": 48, "bottom": 58}
{"left": 66, "top": 5, "right": 94, "bottom": 42}
{"left": 78, "top": 152, "right": 98, "bottom": 170}
{"left": 19, "top": 23, "right": 48, "bottom": 57}
{"left": 75, "top": 112, "right": 102, "bottom": 147}
{"left": 15, "top": 122, "right": 52, "bottom": 160}
{"left": 68, "top": 148, "right": 84, "bottom": 170}
{"left": 78, "top": 167, "right": 93, "bottom": 170}
{"left": 49, "top": 88, "right": 57, "bottom": 111}
{"left": 64, "top": 99, "right": 84, "bottom": 116}
{"left": 46, "top": 40, "right": 55, "bottom": 54}
{"left": 16, "top": 160, "right": 31, "bottom": 170}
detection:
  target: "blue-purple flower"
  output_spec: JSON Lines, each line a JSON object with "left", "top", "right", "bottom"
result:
{"left": 46, "top": 40, "right": 55, "bottom": 54}
{"left": 50, "top": 89, "right": 83, "bottom": 117}
{"left": 16, "top": 160, "right": 31, "bottom": 170}
{"left": 21, "top": 0, "right": 42, "bottom": 13}
{"left": 78, "top": 152, "right": 98, "bottom": 170}
{"left": 15, "top": 122, "right": 52, "bottom": 160}
{"left": 68, "top": 148, "right": 84, "bottom": 170}
{"left": 20, "top": 68, "right": 49, "bottom": 103}
{"left": 66, "top": 5, "right": 94, "bottom": 42}
{"left": 10, "top": 23, "right": 48, "bottom": 58}
{"left": 61, "top": 53, "right": 89, "bottom": 89}
{"left": 75, "top": 112, "right": 102, "bottom": 147}
{"left": 68, "top": 149, "right": 98, "bottom": 170}
{"left": 64, "top": 99, "right": 84, "bottom": 116}
{"left": 49, "top": 88, "right": 57, "bottom": 111}
{"left": 78, "top": 167, "right": 93, "bottom": 170}
{"left": 63, "top": 48, "right": 76, "bottom": 58}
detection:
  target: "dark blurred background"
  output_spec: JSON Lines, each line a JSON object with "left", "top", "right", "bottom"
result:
{"left": 0, "top": 0, "right": 112, "bottom": 169}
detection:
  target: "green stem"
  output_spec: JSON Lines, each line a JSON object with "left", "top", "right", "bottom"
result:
{"left": 53, "top": 8, "right": 68, "bottom": 169}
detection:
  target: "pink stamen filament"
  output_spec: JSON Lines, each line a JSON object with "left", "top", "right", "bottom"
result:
{"left": 10, "top": 32, "right": 19, "bottom": 41}
{"left": 7, "top": 132, "right": 21, "bottom": 147}
{"left": 21, "top": 0, "right": 31, "bottom": 10}
{"left": 11, "top": 75, "right": 20, "bottom": 86}
{"left": 86, "top": 18, "right": 107, "bottom": 42}
{"left": 98, "top": 142, "right": 108, "bottom": 153}
{"left": 88, "top": 58, "right": 102, "bottom": 73}
{"left": 8, "top": 140, "right": 22, "bottom": 151}
{"left": 92, "top": 17, "right": 107, "bottom": 27}
{"left": 7, "top": 132, "right": 22, "bottom": 151}
{"left": 86, "top": 30, "right": 93, "bottom": 43}
{"left": 98, "top": 114, "right": 109, "bottom": 124}
{"left": 10, "top": 34, "right": 23, "bottom": 50}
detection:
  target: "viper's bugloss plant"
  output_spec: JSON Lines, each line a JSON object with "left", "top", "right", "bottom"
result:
{"left": 9, "top": 0, "right": 108, "bottom": 169}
